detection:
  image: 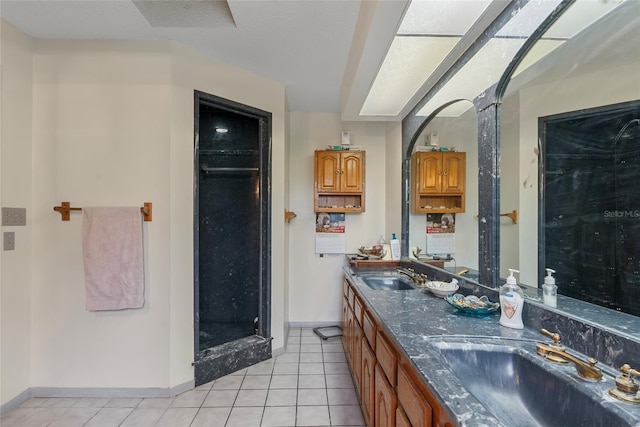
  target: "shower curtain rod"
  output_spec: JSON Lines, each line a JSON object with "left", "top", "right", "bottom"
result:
{"left": 53, "top": 201, "right": 153, "bottom": 222}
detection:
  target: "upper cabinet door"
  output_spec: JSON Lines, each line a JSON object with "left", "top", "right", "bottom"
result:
{"left": 341, "top": 151, "right": 364, "bottom": 193}
{"left": 316, "top": 151, "right": 341, "bottom": 192}
{"left": 441, "top": 152, "right": 465, "bottom": 194}
{"left": 416, "top": 152, "right": 443, "bottom": 194}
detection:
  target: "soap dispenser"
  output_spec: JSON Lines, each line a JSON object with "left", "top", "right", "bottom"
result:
{"left": 390, "top": 233, "right": 401, "bottom": 261}
{"left": 499, "top": 269, "right": 524, "bottom": 329}
{"left": 542, "top": 268, "right": 557, "bottom": 308}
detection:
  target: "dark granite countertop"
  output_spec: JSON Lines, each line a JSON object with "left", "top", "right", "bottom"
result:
{"left": 344, "top": 266, "right": 640, "bottom": 427}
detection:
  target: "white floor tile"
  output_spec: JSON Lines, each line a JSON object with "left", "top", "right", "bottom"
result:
{"left": 190, "top": 407, "right": 232, "bottom": 427}
{"left": 48, "top": 407, "right": 100, "bottom": 427}
{"left": 326, "top": 374, "right": 355, "bottom": 389}
{"left": 275, "top": 353, "right": 300, "bottom": 364}
{"left": 19, "top": 398, "right": 51, "bottom": 408}
{"left": 297, "top": 388, "right": 328, "bottom": 406}
{"left": 0, "top": 407, "right": 35, "bottom": 427}
{"left": 246, "top": 361, "right": 275, "bottom": 376}
{"left": 330, "top": 405, "right": 366, "bottom": 425}
{"left": 323, "top": 343, "right": 345, "bottom": 353}
{"left": 194, "top": 380, "right": 215, "bottom": 391}
{"left": 155, "top": 407, "right": 198, "bottom": 427}
{"left": 19, "top": 408, "right": 68, "bottom": 426}
{"left": 202, "top": 389, "right": 239, "bottom": 407}
{"left": 84, "top": 407, "right": 134, "bottom": 427}
{"left": 300, "top": 344, "right": 322, "bottom": 353}
{"left": 137, "top": 397, "right": 175, "bottom": 408}
{"left": 72, "top": 397, "right": 110, "bottom": 408}
{"left": 171, "top": 389, "right": 208, "bottom": 407}
{"left": 298, "top": 374, "right": 326, "bottom": 389}
{"left": 300, "top": 352, "right": 324, "bottom": 363}
{"left": 273, "top": 362, "right": 299, "bottom": 374}
{"left": 104, "top": 397, "right": 142, "bottom": 408}
{"left": 301, "top": 329, "right": 317, "bottom": 337}
{"left": 212, "top": 375, "right": 244, "bottom": 390}
{"left": 235, "top": 389, "right": 268, "bottom": 407}
{"left": 261, "top": 405, "right": 296, "bottom": 426}
{"left": 226, "top": 406, "right": 264, "bottom": 427}
{"left": 324, "top": 362, "right": 350, "bottom": 374}
{"left": 327, "top": 388, "right": 359, "bottom": 406}
{"left": 296, "top": 405, "right": 330, "bottom": 426}
{"left": 323, "top": 352, "right": 347, "bottom": 363}
{"left": 301, "top": 336, "right": 322, "bottom": 344}
{"left": 241, "top": 375, "right": 271, "bottom": 389}
{"left": 265, "top": 389, "right": 297, "bottom": 406}
{"left": 269, "top": 375, "right": 298, "bottom": 389}
{"left": 298, "top": 362, "right": 324, "bottom": 375}
{"left": 119, "top": 407, "right": 165, "bottom": 427}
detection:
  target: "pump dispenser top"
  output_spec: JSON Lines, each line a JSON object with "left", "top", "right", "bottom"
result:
{"left": 543, "top": 268, "right": 557, "bottom": 307}
{"left": 499, "top": 269, "right": 524, "bottom": 329}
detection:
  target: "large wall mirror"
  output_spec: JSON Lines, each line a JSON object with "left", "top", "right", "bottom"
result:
{"left": 500, "top": 0, "right": 640, "bottom": 315}
{"left": 408, "top": 101, "right": 479, "bottom": 273}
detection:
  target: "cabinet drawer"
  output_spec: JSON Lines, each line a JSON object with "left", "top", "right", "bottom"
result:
{"left": 398, "top": 364, "right": 432, "bottom": 427}
{"left": 343, "top": 280, "right": 349, "bottom": 298}
{"left": 376, "top": 331, "right": 397, "bottom": 386}
{"left": 354, "top": 296, "right": 364, "bottom": 326}
{"left": 363, "top": 309, "right": 376, "bottom": 347}
{"left": 348, "top": 285, "right": 355, "bottom": 308}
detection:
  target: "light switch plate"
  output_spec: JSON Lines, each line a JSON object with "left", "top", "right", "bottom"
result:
{"left": 4, "top": 232, "right": 15, "bottom": 251}
{"left": 2, "top": 207, "right": 27, "bottom": 226}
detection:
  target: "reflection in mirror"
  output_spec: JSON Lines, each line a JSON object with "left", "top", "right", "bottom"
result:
{"left": 500, "top": 0, "right": 640, "bottom": 312}
{"left": 408, "top": 100, "right": 478, "bottom": 276}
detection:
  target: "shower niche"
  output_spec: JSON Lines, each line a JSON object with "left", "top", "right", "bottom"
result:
{"left": 540, "top": 99, "right": 640, "bottom": 316}
{"left": 193, "top": 91, "right": 272, "bottom": 386}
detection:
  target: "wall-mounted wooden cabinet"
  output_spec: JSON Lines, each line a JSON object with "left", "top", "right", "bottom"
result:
{"left": 315, "top": 150, "right": 365, "bottom": 213}
{"left": 411, "top": 151, "right": 466, "bottom": 213}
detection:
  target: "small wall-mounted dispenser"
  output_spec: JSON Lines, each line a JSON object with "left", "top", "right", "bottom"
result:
{"left": 425, "top": 131, "right": 439, "bottom": 146}
{"left": 341, "top": 130, "right": 350, "bottom": 147}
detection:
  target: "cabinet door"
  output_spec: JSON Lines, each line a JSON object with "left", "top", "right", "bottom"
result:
{"left": 316, "top": 151, "right": 341, "bottom": 192}
{"left": 441, "top": 152, "right": 465, "bottom": 194}
{"left": 341, "top": 151, "right": 364, "bottom": 193}
{"left": 416, "top": 152, "right": 443, "bottom": 194}
{"left": 375, "top": 365, "right": 397, "bottom": 427}
{"left": 361, "top": 339, "right": 376, "bottom": 427}
{"left": 397, "top": 365, "right": 432, "bottom": 427}
{"left": 396, "top": 408, "right": 411, "bottom": 427}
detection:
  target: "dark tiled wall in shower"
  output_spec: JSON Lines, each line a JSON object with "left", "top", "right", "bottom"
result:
{"left": 198, "top": 108, "right": 261, "bottom": 324}
{"left": 542, "top": 101, "right": 640, "bottom": 316}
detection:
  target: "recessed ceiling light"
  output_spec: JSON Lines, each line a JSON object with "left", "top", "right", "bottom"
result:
{"left": 215, "top": 128, "right": 229, "bottom": 133}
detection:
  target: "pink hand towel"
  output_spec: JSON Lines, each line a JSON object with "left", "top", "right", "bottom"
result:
{"left": 82, "top": 207, "right": 144, "bottom": 311}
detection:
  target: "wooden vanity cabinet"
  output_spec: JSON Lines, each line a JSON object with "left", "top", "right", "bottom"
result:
{"left": 342, "top": 276, "right": 458, "bottom": 427}
{"left": 411, "top": 151, "right": 465, "bottom": 213}
{"left": 315, "top": 150, "right": 365, "bottom": 213}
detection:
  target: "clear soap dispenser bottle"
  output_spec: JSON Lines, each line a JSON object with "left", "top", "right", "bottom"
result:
{"left": 499, "top": 269, "right": 524, "bottom": 329}
{"left": 542, "top": 268, "right": 557, "bottom": 308}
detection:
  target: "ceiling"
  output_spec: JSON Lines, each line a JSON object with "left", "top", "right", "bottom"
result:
{"left": 0, "top": 0, "right": 395, "bottom": 115}
{"left": 1, "top": 1, "right": 635, "bottom": 121}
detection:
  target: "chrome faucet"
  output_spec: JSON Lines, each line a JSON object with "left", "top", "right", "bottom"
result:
{"left": 397, "top": 268, "right": 427, "bottom": 286}
{"left": 536, "top": 329, "right": 603, "bottom": 380}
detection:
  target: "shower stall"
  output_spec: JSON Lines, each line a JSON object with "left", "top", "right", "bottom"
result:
{"left": 540, "top": 100, "right": 640, "bottom": 316}
{"left": 193, "top": 91, "right": 272, "bottom": 385}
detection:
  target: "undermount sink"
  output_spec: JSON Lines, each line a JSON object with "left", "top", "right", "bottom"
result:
{"left": 429, "top": 339, "right": 638, "bottom": 427}
{"left": 359, "top": 275, "right": 417, "bottom": 291}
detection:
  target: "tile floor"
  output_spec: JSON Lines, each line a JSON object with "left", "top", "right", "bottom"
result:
{"left": 1, "top": 328, "right": 364, "bottom": 427}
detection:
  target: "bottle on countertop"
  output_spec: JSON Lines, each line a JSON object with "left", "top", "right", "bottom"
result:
{"left": 390, "top": 233, "right": 401, "bottom": 261}
{"left": 499, "top": 269, "right": 524, "bottom": 329}
{"left": 542, "top": 268, "right": 557, "bottom": 308}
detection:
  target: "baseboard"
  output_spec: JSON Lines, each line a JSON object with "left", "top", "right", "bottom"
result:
{"left": 0, "top": 388, "right": 31, "bottom": 414}
{"left": 289, "top": 321, "right": 343, "bottom": 329}
{"left": 1, "top": 379, "right": 195, "bottom": 414}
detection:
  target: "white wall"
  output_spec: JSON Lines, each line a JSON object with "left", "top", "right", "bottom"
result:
{"left": 0, "top": 19, "right": 33, "bottom": 407}
{"left": 0, "top": 32, "right": 288, "bottom": 403}
{"left": 288, "top": 113, "right": 395, "bottom": 324}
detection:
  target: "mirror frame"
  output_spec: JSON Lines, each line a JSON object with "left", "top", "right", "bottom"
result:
{"left": 401, "top": 0, "right": 575, "bottom": 288}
